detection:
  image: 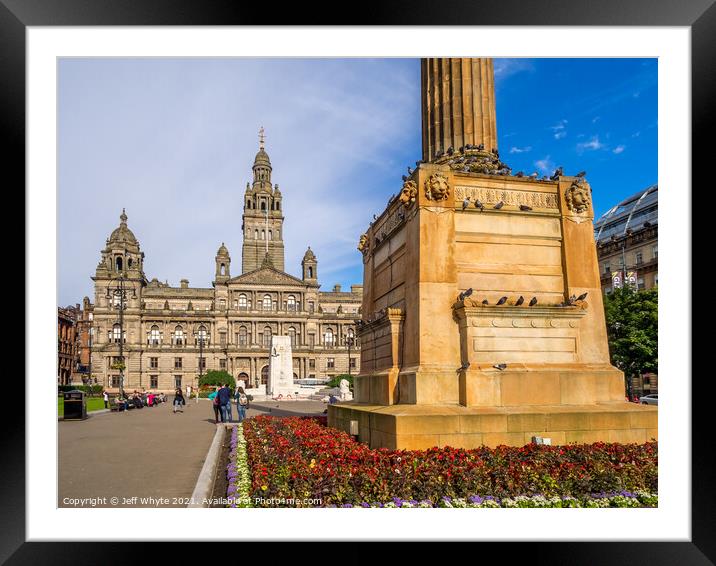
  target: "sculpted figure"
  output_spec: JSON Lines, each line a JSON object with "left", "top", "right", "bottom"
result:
{"left": 424, "top": 173, "right": 450, "bottom": 201}
{"left": 565, "top": 180, "right": 591, "bottom": 214}
{"left": 399, "top": 180, "right": 418, "bottom": 206}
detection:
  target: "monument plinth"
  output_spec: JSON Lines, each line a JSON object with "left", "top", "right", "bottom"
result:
{"left": 268, "top": 336, "right": 296, "bottom": 398}
{"left": 328, "top": 58, "right": 657, "bottom": 450}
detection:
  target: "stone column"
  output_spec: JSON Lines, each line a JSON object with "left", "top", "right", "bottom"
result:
{"left": 421, "top": 58, "right": 498, "bottom": 162}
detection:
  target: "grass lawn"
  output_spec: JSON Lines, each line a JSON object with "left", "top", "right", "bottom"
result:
{"left": 58, "top": 396, "right": 107, "bottom": 417}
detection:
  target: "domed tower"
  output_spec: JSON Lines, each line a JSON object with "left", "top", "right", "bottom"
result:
{"left": 92, "top": 208, "right": 145, "bottom": 307}
{"left": 241, "top": 127, "right": 285, "bottom": 273}
{"left": 215, "top": 242, "right": 231, "bottom": 282}
{"left": 301, "top": 246, "right": 318, "bottom": 283}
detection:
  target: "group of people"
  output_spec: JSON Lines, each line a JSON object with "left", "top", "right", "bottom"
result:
{"left": 208, "top": 384, "right": 250, "bottom": 424}
{"left": 108, "top": 390, "right": 167, "bottom": 411}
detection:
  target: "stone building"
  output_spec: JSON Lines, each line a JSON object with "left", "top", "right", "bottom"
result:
{"left": 88, "top": 139, "right": 362, "bottom": 393}
{"left": 594, "top": 185, "right": 658, "bottom": 293}
{"left": 57, "top": 306, "right": 78, "bottom": 385}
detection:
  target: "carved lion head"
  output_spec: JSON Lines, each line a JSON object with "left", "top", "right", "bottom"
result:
{"left": 565, "top": 180, "right": 591, "bottom": 214}
{"left": 425, "top": 173, "right": 450, "bottom": 201}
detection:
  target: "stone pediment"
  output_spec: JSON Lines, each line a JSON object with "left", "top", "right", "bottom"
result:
{"left": 228, "top": 267, "right": 311, "bottom": 287}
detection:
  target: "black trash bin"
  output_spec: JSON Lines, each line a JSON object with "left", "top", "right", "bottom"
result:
{"left": 63, "top": 390, "right": 87, "bottom": 420}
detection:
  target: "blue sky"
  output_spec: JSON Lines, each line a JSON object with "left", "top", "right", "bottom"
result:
{"left": 58, "top": 58, "right": 657, "bottom": 307}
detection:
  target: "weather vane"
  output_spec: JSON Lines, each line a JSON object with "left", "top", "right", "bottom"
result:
{"left": 259, "top": 126, "right": 265, "bottom": 149}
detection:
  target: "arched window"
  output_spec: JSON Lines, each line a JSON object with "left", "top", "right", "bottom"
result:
{"left": 115, "top": 257, "right": 123, "bottom": 271}
{"left": 112, "top": 324, "right": 122, "bottom": 344}
{"left": 219, "top": 299, "right": 226, "bottom": 310}
{"left": 127, "top": 258, "right": 133, "bottom": 269}
{"left": 254, "top": 229, "right": 258, "bottom": 240}
{"left": 261, "top": 230, "right": 265, "bottom": 240}
{"left": 238, "top": 326, "right": 248, "bottom": 346}
{"left": 324, "top": 328, "right": 334, "bottom": 347}
{"left": 308, "top": 266, "right": 313, "bottom": 278}
{"left": 261, "top": 365, "right": 269, "bottom": 385}
{"left": 287, "top": 295, "right": 296, "bottom": 312}
{"left": 173, "top": 325, "right": 185, "bottom": 346}
{"left": 276, "top": 202, "right": 280, "bottom": 211}
{"left": 262, "top": 294, "right": 272, "bottom": 311}
{"left": 220, "top": 263, "right": 226, "bottom": 275}
{"left": 261, "top": 201, "right": 266, "bottom": 211}
{"left": 263, "top": 326, "right": 272, "bottom": 347}
{"left": 149, "top": 325, "right": 161, "bottom": 346}
{"left": 238, "top": 294, "right": 248, "bottom": 311}
{"left": 288, "top": 326, "right": 297, "bottom": 347}
{"left": 268, "top": 230, "right": 272, "bottom": 241}
{"left": 197, "top": 325, "right": 208, "bottom": 345}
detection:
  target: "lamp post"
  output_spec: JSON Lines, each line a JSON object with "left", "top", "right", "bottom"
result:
{"left": 75, "top": 316, "right": 93, "bottom": 390}
{"left": 346, "top": 328, "right": 355, "bottom": 377}
{"left": 194, "top": 327, "right": 207, "bottom": 404}
{"left": 106, "top": 274, "right": 135, "bottom": 399}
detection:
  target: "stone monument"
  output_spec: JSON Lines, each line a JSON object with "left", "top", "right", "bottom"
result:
{"left": 268, "top": 335, "right": 296, "bottom": 398}
{"left": 329, "top": 58, "right": 657, "bottom": 449}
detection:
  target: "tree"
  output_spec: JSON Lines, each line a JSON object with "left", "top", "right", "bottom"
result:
{"left": 199, "top": 370, "right": 236, "bottom": 389}
{"left": 603, "top": 286, "right": 658, "bottom": 390}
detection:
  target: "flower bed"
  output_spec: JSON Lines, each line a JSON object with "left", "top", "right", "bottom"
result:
{"left": 226, "top": 424, "right": 252, "bottom": 507}
{"left": 243, "top": 416, "right": 658, "bottom": 507}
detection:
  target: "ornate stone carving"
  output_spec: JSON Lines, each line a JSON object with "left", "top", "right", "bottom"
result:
{"left": 399, "top": 180, "right": 418, "bottom": 207}
{"left": 424, "top": 173, "right": 450, "bottom": 201}
{"left": 565, "top": 179, "right": 591, "bottom": 214}
{"left": 357, "top": 233, "right": 369, "bottom": 253}
{"left": 455, "top": 186, "right": 558, "bottom": 210}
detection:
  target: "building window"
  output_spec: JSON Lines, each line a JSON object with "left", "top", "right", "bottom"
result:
{"left": 350, "top": 357, "right": 356, "bottom": 369}
{"left": 111, "top": 375, "right": 121, "bottom": 388}
{"left": 638, "top": 277, "right": 645, "bottom": 290}
{"left": 150, "top": 357, "right": 158, "bottom": 369}
{"left": 175, "top": 375, "right": 182, "bottom": 389}
{"left": 111, "top": 324, "right": 122, "bottom": 343}
{"left": 220, "top": 359, "right": 227, "bottom": 370}
{"left": 149, "top": 325, "right": 161, "bottom": 346}
{"left": 150, "top": 375, "right": 158, "bottom": 388}
{"left": 309, "top": 359, "right": 316, "bottom": 370}
{"left": 308, "top": 301, "right": 315, "bottom": 314}
{"left": 219, "top": 299, "right": 226, "bottom": 310}
{"left": 220, "top": 332, "right": 227, "bottom": 346}
{"left": 327, "top": 358, "right": 335, "bottom": 369}
{"left": 263, "top": 326, "right": 272, "bottom": 347}
{"left": 238, "top": 326, "right": 248, "bottom": 347}
{"left": 635, "top": 251, "right": 643, "bottom": 266}
{"left": 175, "top": 357, "right": 182, "bottom": 370}
{"left": 173, "top": 326, "right": 185, "bottom": 346}
{"left": 287, "top": 295, "right": 296, "bottom": 311}
{"left": 309, "top": 334, "right": 315, "bottom": 348}
{"left": 324, "top": 328, "right": 334, "bottom": 347}
{"left": 653, "top": 245, "right": 658, "bottom": 259}
{"left": 196, "top": 325, "right": 208, "bottom": 345}
{"left": 288, "top": 327, "right": 296, "bottom": 347}
{"left": 262, "top": 295, "right": 272, "bottom": 311}
{"left": 603, "top": 263, "right": 611, "bottom": 274}
{"left": 238, "top": 294, "right": 248, "bottom": 311}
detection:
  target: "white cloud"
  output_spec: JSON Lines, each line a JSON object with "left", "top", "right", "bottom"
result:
{"left": 509, "top": 146, "right": 532, "bottom": 154}
{"left": 534, "top": 156, "right": 554, "bottom": 175}
{"left": 613, "top": 145, "right": 626, "bottom": 154}
{"left": 493, "top": 59, "right": 534, "bottom": 79}
{"left": 550, "top": 119, "right": 568, "bottom": 140}
{"left": 576, "top": 136, "right": 605, "bottom": 153}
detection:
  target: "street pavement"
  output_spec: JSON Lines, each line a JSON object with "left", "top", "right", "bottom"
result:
{"left": 58, "top": 398, "right": 327, "bottom": 508}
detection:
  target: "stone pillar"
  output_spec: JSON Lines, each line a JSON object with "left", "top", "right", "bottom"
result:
{"left": 421, "top": 58, "right": 498, "bottom": 162}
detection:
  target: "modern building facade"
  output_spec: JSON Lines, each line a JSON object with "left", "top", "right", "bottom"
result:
{"left": 86, "top": 140, "right": 361, "bottom": 393}
{"left": 594, "top": 185, "right": 658, "bottom": 294}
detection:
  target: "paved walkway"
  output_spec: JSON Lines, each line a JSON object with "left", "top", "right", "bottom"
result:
{"left": 58, "top": 398, "right": 327, "bottom": 508}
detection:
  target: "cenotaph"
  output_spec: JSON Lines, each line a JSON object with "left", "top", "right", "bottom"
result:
{"left": 268, "top": 336, "right": 296, "bottom": 398}
{"left": 329, "top": 58, "right": 657, "bottom": 449}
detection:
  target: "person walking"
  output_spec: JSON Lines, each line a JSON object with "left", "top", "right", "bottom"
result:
{"left": 103, "top": 390, "right": 109, "bottom": 409}
{"left": 173, "top": 388, "right": 186, "bottom": 413}
{"left": 208, "top": 386, "right": 221, "bottom": 424}
{"left": 224, "top": 384, "right": 234, "bottom": 423}
{"left": 235, "top": 386, "right": 249, "bottom": 423}
{"left": 218, "top": 383, "right": 232, "bottom": 423}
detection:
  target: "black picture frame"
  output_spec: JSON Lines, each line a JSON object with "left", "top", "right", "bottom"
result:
{"left": 6, "top": 0, "right": 703, "bottom": 561}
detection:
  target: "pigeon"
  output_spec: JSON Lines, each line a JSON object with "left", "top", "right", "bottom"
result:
{"left": 435, "top": 150, "right": 443, "bottom": 158}
{"left": 529, "top": 297, "right": 538, "bottom": 307}
{"left": 515, "top": 171, "right": 524, "bottom": 178}
{"left": 481, "top": 299, "right": 489, "bottom": 305}
{"left": 576, "top": 170, "right": 586, "bottom": 178}
{"left": 474, "top": 199, "right": 485, "bottom": 211}
{"left": 373, "top": 214, "right": 378, "bottom": 221}
{"left": 576, "top": 292, "right": 589, "bottom": 301}
{"left": 415, "top": 160, "right": 422, "bottom": 167}
{"left": 458, "top": 288, "right": 474, "bottom": 301}
{"left": 447, "top": 146, "right": 454, "bottom": 155}
{"left": 493, "top": 363, "right": 507, "bottom": 371}
{"left": 519, "top": 204, "right": 533, "bottom": 211}
{"left": 550, "top": 166, "right": 564, "bottom": 180}
{"left": 567, "top": 294, "right": 577, "bottom": 305}
{"left": 407, "top": 166, "right": 413, "bottom": 175}
{"left": 477, "top": 143, "right": 485, "bottom": 151}
{"left": 401, "top": 175, "right": 407, "bottom": 182}
{"left": 515, "top": 296, "right": 525, "bottom": 306}
{"left": 458, "top": 361, "right": 471, "bottom": 371}
{"left": 458, "top": 146, "right": 464, "bottom": 153}
{"left": 462, "top": 197, "right": 470, "bottom": 210}
{"left": 493, "top": 201, "right": 505, "bottom": 210}
{"left": 496, "top": 296, "right": 508, "bottom": 306}
{"left": 529, "top": 172, "right": 539, "bottom": 178}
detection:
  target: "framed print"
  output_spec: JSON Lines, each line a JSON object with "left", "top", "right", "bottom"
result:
{"left": 5, "top": 0, "right": 707, "bottom": 561}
